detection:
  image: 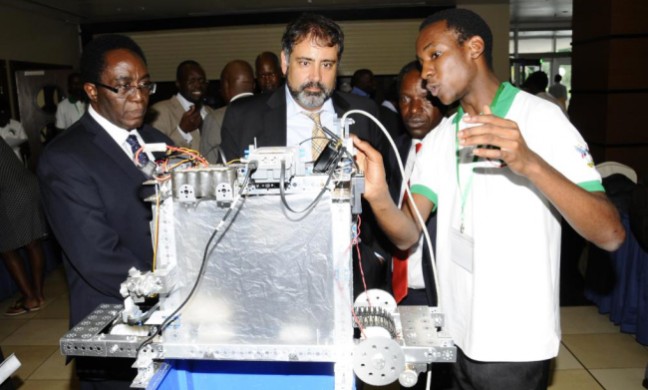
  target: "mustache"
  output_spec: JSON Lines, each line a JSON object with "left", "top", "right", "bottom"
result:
{"left": 300, "top": 81, "right": 326, "bottom": 91}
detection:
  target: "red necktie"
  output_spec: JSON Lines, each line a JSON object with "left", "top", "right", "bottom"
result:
{"left": 392, "top": 141, "right": 422, "bottom": 303}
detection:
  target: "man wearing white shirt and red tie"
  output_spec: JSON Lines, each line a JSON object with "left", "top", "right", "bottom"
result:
{"left": 388, "top": 61, "right": 447, "bottom": 308}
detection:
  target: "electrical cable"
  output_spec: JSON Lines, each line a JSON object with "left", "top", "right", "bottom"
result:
{"left": 135, "top": 162, "right": 256, "bottom": 354}
{"left": 277, "top": 150, "right": 343, "bottom": 215}
{"left": 340, "top": 109, "right": 442, "bottom": 310}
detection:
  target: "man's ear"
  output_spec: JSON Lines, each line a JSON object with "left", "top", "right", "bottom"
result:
{"left": 84, "top": 83, "right": 98, "bottom": 103}
{"left": 467, "top": 35, "right": 486, "bottom": 62}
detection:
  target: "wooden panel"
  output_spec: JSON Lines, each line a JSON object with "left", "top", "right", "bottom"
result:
{"left": 570, "top": 93, "right": 648, "bottom": 145}
{"left": 602, "top": 146, "right": 648, "bottom": 182}
{"left": 608, "top": 38, "right": 648, "bottom": 89}
{"left": 571, "top": 41, "right": 610, "bottom": 91}
{"left": 569, "top": 94, "right": 608, "bottom": 144}
{"left": 574, "top": 0, "right": 648, "bottom": 39}
{"left": 573, "top": 0, "right": 611, "bottom": 41}
{"left": 610, "top": 1, "right": 648, "bottom": 35}
{"left": 605, "top": 93, "right": 648, "bottom": 144}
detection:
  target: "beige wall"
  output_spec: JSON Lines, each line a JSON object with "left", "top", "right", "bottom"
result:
{"left": 0, "top": 6, "right": 80, "bottom": 66}
{"left": 127, "top": 5, "right": 510, "bottom": 82}
{"left": 127, "top": 20, "right": 423, "bottom": 82}
{"left": 0, "top": 4, "right": 508, "bottom": 80}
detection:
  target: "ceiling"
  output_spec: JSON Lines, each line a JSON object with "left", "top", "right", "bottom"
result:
{"left": 0, "top": 0, "right": 572, "bottom": 29}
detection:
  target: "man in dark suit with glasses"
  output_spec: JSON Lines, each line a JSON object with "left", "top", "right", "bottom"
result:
{"left": 38, "top": 34, "right": 171, "bottom": 389}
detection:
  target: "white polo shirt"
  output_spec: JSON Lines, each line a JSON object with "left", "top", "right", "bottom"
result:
{"left": 411, "top": 83, "right": 603, "bottom": 362}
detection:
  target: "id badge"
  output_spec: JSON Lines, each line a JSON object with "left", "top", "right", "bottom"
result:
{"left": 450, "top": 228, "right": 474, "bottom": 273}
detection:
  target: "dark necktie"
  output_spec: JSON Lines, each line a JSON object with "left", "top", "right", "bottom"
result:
{"left": 392, "top": 141, "right": 423, "bottom": 303}
{"left": 125, "top": 134, "right": 150, "bottom": 165}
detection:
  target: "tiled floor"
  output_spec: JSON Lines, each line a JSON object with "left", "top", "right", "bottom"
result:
{"left": 1, "top": 266, "right": 647, "bottom": 389}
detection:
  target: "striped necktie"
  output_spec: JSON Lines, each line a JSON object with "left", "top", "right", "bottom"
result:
{"left": 125, "top": 134, "right": 150, "bottom": 165}
{"left": 305, "top": 111, "right": 328, "bottom": 160}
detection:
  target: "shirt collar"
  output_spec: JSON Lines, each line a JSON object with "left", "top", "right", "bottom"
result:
{"left": 175, "top": 93, "right": 209, "bottom": 118}
{"left": 351, "top": 86, "right": 370, "bottom": 98}
{"left": 381, "top": 100, "right": 397, "bottom": 113}
{"left": 175, "top": 93, "right": 194, "bottom": 111}
{"left": 230, "top": 92, "right": 254, "bottom": 103}
{"left": 453, "top": 82, "right": 520, "bottom": 125}
{"left": 88, "top": 105, "right": 137, "bottom": 146}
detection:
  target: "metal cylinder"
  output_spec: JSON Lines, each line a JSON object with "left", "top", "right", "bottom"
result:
{"left": 171, "top": 171, "right": 187, "bottom": 199}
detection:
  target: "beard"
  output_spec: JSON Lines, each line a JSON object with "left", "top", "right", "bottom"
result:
{"left": 288, "top": 80, "right": 333, "bottom": 109}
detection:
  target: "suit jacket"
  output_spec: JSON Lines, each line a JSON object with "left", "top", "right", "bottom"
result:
{"left": 149, "top": 97, "right": 213, "bottom": 151}
{"left": 221, "top": 87, "right": 390, "bottom": 297}
{"left": 387, "top": 134, "right": 438, "bottom": 306}
{"left": 199, "top": 105, "right": 227, "bottom": 164}
{"left": 221, "top": 88, "right": 388, "bottom": 161}
{"left": 379, "top": 105, "right": 406, "bottom": 142}
{"left": 37, "top": 112, "right": 172, "bottom": 327}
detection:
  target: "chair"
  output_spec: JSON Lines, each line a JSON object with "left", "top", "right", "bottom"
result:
{"left": 596, "top": 161, "right": 638, "bottom": 183}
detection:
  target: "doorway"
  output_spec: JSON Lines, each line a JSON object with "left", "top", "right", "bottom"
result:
{"left": 14, "top": 67, "right": 71, "bottom": 170}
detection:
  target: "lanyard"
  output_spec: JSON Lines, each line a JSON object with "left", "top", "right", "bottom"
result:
{"left": 454, "top": 83, "right": 511, "bottom": 233}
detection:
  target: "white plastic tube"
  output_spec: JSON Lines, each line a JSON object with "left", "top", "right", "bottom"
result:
{"left": 0, "top": 353, "right": 21, "bottom": 384}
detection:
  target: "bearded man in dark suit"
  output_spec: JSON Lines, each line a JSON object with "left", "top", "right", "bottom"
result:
{"left": 221, "top": 13, "right": 390, "bottom": 297}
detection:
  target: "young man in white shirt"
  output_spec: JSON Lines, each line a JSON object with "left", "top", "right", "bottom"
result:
{"left": 353, "top": 8, "right": 625, "bottom": 390}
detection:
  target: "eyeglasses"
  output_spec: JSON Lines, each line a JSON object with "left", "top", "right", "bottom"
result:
{"left": 95, "top": 81, "right": 157, "bottom": 96}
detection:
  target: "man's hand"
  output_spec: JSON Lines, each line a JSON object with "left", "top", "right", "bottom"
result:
{"left": 179, "top": 105, "right": 202, "bottom": 133}
{"left": 351, "top": 135, "right": 389, "bottom": 203}
{"left": 461, "top": 106, "right": 625, "bottom": 251}
{"left": 459, "top": 105, "right": 540, "bottom": 177}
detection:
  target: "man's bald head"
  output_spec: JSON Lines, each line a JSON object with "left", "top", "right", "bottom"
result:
{"left": 220, "top": 60, "right": 255, "bottom": 103}
{"left": 255, "top": 51, "right": 282, "bottom": 93}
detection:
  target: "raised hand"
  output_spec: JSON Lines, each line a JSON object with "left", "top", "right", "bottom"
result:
{"left": 179, "top": 105, "right": 202, "bottom": 133}
{"left": 458, "top": 105, "right": 540, "bottom": 177}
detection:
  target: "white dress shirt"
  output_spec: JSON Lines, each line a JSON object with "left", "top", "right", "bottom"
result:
{"left": 175, "top": 93, "right": 209, "bottom": 143}
{"left": 88, "top": 105, "right": 154, "bottom": 164}
{"left": 285, "top": 85, "right": 337, "bottom": 161}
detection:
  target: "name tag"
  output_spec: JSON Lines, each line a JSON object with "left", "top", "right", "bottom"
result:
{"left": 450, "top": 228, "right": 474, "bottom": 273}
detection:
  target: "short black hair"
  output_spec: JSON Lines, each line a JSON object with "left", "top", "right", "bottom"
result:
{"left": 281, "top": 13, "right": 344, "bottom": 61}
{"left": 67, "top": 72, "right": 81, "bottom": 85}
{"left": 255, "top": 52, "right": 280, "bottom": 70}
{"left": 522, "top": 71, "right": 549, "bottom": 94}
{"left": 396, "top": 61, "right": 421, "bottom": 94}
{"left": 554, "top": 74, "right": 562, "bottom": 83}
{"left": 420, "top": 8, "right": 493, "bottom": 69}
{"left": 80, "top": 35, "right": 147, "bottom": 85}
{"left": 351, "top": 69, "right": 373, "bottom": 87}
{"left": 176, "top": 60, "right": 202, "bottom": 81}
{"left": 397, "top": 60, "right": 448, "bottom": 114}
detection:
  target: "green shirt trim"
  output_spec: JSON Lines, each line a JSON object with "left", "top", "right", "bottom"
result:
{"left": 579, "top": 180, "right": 605, "bottom": 193}
{"left": 410, "top": 184, "right": 438, "bottom": 212}
{"left": 453, "top": 82, "right": 520, "bottom": 125}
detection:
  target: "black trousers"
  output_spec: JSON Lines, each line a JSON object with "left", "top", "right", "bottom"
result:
{"left": 399, "top": 288, "right": 430, "bottom": 306}
{"left": 76, "top": 357, "right": 136, "bottom": 390}
{"left": 452, "top": 348, "right": 551, "bottom": 390}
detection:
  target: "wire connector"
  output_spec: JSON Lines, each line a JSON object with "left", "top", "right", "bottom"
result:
{"left": 143, "top": 143, "right": 168, "bottom": 153}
